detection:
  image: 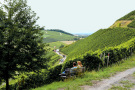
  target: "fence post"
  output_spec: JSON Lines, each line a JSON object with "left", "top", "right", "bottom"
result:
{"left": 103, "top": 53, "right": 105, "bottom": 64}
{"left": 107, "top": 53, "right": 109, "bottom": 67}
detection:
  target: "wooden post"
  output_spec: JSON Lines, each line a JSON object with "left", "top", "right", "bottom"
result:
{"left": 103, "top": 53, "right": 105, "bottom": 65}
{"left": 107, "top": 53, "right": 109, "bottom": 67}
{"left": 99, "top": 53, "right": 102, "bottom": 71}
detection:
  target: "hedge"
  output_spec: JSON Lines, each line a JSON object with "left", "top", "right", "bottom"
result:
{"left": 1, "top": 65, "right": 62, "bottom": 90}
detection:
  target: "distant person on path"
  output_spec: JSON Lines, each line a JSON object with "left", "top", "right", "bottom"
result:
{"left": 63, "top": 55, "right": 66, "bottom": 59}
{"left": 61, "top": 59, "right": 63, "bottom": 62}
{"left": 63, "top": 55, "right": 65, "bottom": 58}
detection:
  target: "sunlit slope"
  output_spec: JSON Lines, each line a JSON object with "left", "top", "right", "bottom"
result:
{"left": 61, "top": 28, "right": 135, "bottom": 59}
{"left": 110, "top": 10, "right": 135, "bottom": 28}
{"left": 41, "top": 30, "right": 77, "bottom": 43}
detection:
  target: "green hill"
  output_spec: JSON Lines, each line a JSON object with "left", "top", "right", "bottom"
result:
{"left": 41, "top": 29, "right": 78, "bottom": 43}
{"left": 61, "top": 28, "right": 135, "bottom": 60}
{"left": 119, "top": 10, "right": 135, "bottom": 20}
{"left": 61, "top": 10, "right": 135, "bottom": 60}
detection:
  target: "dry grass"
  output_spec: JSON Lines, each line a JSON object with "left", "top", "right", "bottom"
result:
{"left": 61, "top": 41, "right": 76, "bottom": 45}
{"left": 110, "top": 20, "right": 132, "bottom": 28}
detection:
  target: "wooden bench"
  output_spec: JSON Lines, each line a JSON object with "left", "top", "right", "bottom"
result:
{"left": 59, "top": 67, "right": 85, "bottom": 79}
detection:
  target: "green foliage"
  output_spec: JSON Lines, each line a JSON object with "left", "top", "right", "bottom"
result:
{"left": 2, "top": 37, "right": 135, "bottom": 90}
{"left": 61, "top": 54, "right": 102, "bottom": 72}
{"left": 0, "top": 48, "right": 61, "bottom": 90}
{"left": 42, "top": 30, "right": 77, "bottom": 43}
{"left": 45, "top": 51, "right": 60, "bottom": 67}
{"left": 11, "top": 65, "right": 62, "bottom": 90}
{"left": 61, "top": 28, "right": 135, "bottom": 60}
{"left": 119, "top": 10, "right": 135, "bottom": 20}
{"left": 127, "top": 20, "right": 135, "bottom": 28}
{"left": 61, "top": 37, "right": 135, "bottom": 73}
{"left": 0, "top": 0, "right": 48, "bottom": 89}
{"left": 59, "top": 44, "right": 65, "bottom": 49}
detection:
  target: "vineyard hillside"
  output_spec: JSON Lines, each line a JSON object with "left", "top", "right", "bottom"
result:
{"left": 61, "top": 28, "right": 135, "bottom": 60}
{"left": 41, "top": 29, "right": 79, "bottom": 43}
{"left": 61, "top": 10, "right": 135, "bottom": 60}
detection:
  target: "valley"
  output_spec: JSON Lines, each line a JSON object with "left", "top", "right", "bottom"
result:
{"left": 1, "top": 1, "right": 135, "bottom": 90}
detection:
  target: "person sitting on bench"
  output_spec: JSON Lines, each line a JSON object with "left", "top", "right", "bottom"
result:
{"left": 70, "top": 62, "right": 77, "bottom": 76}
{"left": 77, "top": 61, "right": 83, "bottom": 68}
{"left": 76, "top": 61, "right": 83, "bottom": 74}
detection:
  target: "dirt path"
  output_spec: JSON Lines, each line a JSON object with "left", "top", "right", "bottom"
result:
{"left": 81, "top": 67, "right": 135, "bottom": 90}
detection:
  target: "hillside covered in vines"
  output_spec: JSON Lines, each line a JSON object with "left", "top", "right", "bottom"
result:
{"left": 61, "top": 27, "right": 135, "bottom": 60}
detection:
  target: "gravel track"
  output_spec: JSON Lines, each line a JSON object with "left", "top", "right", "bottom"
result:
{"left": 81, "top": 67, "right": 135, "bottom": 90}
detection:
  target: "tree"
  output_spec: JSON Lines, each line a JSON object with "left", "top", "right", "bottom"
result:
{"left": 59, "top": 44, "right": 64, "bottom": 49}
{"left": 0, "top": 0, "right": 48, "bottom": 90}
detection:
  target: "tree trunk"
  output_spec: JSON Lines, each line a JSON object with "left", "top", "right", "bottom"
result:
{"left": 5, "top": 71, "right": 9, "bottom": 90}
{"left": 6, "top": 78, "right": 9, "bottom": 90}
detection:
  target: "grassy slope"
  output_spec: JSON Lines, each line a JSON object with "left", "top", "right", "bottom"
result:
{"left": 61, "top": 28, "right": 135, "bottom": 60}
{"left": 42, "top": 30, "right": 77, "bottom": 43}
{"left": 32, "top": 54, "right": 135, "bottom": 90}
{"left": 49, "top": 41, "right": 66, "bottom": 49}
{"left": 45, "top": 50, "right": 61, "bottom": 67}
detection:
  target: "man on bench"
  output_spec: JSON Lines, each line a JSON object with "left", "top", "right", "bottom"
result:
{"left": 70, "top": 62, "right": 77, "bottom": 76}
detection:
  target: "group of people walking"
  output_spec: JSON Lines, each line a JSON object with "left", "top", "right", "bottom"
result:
{"left": 59, "top": 55, "right": 66, "bottom": 64}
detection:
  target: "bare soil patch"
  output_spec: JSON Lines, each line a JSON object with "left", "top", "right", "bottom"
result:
{"left": 110, "top": 20, "right": 132, "bottom": 28}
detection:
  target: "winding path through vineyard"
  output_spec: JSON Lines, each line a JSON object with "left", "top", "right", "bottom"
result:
{"left": 55, "top": 49, "right": 66, "bottom": 64}
{"left": 81, "top": 67, "right": 135, "bottom": 90}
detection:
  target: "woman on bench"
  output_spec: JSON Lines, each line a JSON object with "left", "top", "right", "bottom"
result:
{"left": 77, "top": 61, "right": 83, "bottom": 68}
